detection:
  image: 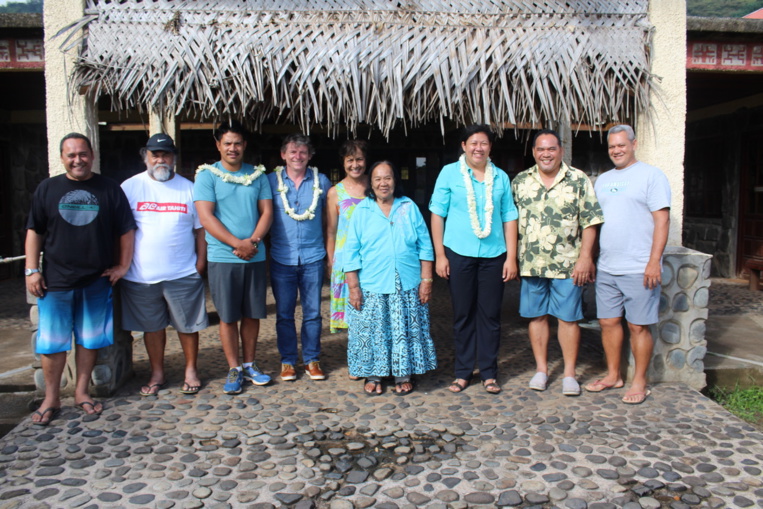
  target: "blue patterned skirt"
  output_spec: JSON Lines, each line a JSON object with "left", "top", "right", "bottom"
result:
{"left": 347, "top": 273, "right": 437, "bottom": 378}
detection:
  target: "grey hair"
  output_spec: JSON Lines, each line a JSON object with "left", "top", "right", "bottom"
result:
{"left": 608, "top": 124, "right": 636, "bottom": 142}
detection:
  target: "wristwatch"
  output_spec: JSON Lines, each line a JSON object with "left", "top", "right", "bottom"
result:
{"left": 25, "top": 268, "right": 40, "bottom": 276}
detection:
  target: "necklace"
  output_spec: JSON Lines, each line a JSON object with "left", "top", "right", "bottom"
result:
{"left": 196, "top": 163, "right": 265, "bottom": 185}
{"left": 459, "top": 154, "right": 495, "bottom": 239}
{"left": 275, "top": 166, "right": 323, "bottom": 221}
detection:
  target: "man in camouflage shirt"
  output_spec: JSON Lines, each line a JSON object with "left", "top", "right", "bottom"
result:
{"left": 512, "top": 129, "right": 604, "bottom": 396}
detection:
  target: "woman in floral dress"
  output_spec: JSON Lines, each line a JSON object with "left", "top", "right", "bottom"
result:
{"left": 429, "top": 125, "right": 519, "bottom": 395}
{"left": 326, "top": 141, "right": 368, "bottom": 335}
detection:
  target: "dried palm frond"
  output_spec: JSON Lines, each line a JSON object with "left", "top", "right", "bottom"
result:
{"left": 57, "top": 0, "right": 653, "bottom": 137}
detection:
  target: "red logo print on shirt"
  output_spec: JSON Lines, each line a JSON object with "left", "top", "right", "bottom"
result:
{"left": 137, "top": 202, "right": 188, "bottom": 213}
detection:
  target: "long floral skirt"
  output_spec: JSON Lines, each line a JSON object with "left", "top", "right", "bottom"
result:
{"left": 347, "top": 274, "right": 437, "bottom": 378}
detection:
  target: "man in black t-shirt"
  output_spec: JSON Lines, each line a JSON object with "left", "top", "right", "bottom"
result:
{"left": 25, "top": 133, "right": 136, "bottom": 426}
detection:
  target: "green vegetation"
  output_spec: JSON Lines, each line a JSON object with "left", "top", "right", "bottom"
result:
{"left": 688, "top": 0, "right": 763, "bottom": 17}
{"left": 0, "top": 0, "right": 42, "bottom": 14}
{"left": 709, "top": 384, "right": 763, "bottom": 427}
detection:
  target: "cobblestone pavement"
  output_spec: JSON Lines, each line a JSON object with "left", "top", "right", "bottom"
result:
{"left": 0, "top": 278, "right": 762, "bottom": 508}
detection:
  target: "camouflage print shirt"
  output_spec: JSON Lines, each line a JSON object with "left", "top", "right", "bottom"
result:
{"left": 512, "top": 163, "right": 604, "bottom": 279}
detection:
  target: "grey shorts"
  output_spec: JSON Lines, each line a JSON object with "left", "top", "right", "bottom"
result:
{"left": 208, "top": 261, "right": 267, "bottom": 323}
{"left": 595, "top": 271, "right": 661, "bottom": 325}
{"left": 121, "top": 273, "right": 208, "bottom": 333}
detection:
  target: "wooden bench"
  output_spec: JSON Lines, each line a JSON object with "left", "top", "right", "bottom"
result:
{"left": 746, "top": 259, "right": 763, "bottom": 291}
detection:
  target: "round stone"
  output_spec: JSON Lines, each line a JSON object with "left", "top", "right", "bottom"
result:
{"left": 667, "top": 349, "right": 686, "bottom": 369}
{"left": 193, "top": 487, "right": 212, "bottom": 499}
{"left": 660, "top": 321, "right": 681, "bottom": 345}
{"left": 672, "top": 292, "right": 689, "bottom": 312}
{"left": 677, "top": 265, "right": 698, "bottom": 288}
{"left": 129, "top": 494, "right": 155, "bottom": 505}
{"left": 464, "top": 492, "right": 495, "bottom": 504}
{"left": 565, "top": 498, "right": 588, "bottom": 509}
{"left": 436, "top": 490, "right": 459, "bottom": 502}
{"left": 691, "top": 287, "right": 709, "bottom": 308}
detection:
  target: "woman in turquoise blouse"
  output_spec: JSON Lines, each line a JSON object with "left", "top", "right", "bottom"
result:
{"left": 344, "top": 161, "right": 437, "bottom": 395}
{"left": 429, "top": 125, "right": 518, "bottom": 394}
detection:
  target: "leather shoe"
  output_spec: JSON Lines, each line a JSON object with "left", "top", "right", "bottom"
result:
{"left": 280, "top": 364, "right": 296, "bottom": 382}
{"left": 305, "top": 361, "right": 326, "bottom": 380}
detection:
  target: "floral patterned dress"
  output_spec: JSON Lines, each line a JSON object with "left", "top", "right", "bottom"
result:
{"left": 330, "top": 183, "right": 364, "bottom": 332}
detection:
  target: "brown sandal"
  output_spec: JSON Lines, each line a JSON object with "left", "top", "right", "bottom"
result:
{"left": 448, "top": 379, "right": 469, "bottom": 393}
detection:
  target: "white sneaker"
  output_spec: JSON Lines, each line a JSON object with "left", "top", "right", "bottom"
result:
{"left": 562, "top": 377, "right": 581, "bottom": 396}
{"left": 529, "top": 372, "right": 548, "bottom": 391}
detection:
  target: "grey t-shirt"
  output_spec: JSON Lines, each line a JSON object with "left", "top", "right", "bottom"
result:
{"left": 594, "top": 161, "right": 671, "bottom": 275}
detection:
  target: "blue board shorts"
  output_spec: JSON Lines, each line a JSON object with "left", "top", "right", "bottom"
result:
{"left": 35, "top": 276, "right": 114, "bottom": 355}
{"left": 519, "top": 276, "right": 583, "bottom": 322}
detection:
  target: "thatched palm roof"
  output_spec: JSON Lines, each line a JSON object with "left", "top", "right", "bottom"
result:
{"left": 59, "top": 0, "right": 653, "bottom": 137}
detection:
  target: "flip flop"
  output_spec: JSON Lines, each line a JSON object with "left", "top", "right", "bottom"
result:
{"left": 584, "top": 379, "right": 625, "bottom": 393}
{"left": 76, "top": 400, "right": 103, "bottom": 415}
{"left": 180, "top": 381, "right": 201, "bottom": 395}
{"left": 483, "top": 380, "right": 502, "bottom": 394}
{"left": 32, "top": 407, "right": 60, "bottom": 427}
{"left": 623, "top": 389, "right": 652, "bottom": 405}
{"left": 139, "top": 381, "right": 167, "bottom": 397}
{"left": 448, "top": 379, "right": 469, "bottom": 393}
{"left": 364, "top": 381, "right": 382, "bottom": 395}
{"left": 395, "top": 381, "right": 414, "bottom": 396}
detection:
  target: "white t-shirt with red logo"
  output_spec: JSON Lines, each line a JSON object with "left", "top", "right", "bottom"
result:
{"left": 121, "top": 171, "right": 202, "bottom": 284}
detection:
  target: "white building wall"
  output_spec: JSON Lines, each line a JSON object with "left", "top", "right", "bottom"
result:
{"left": 638, "top": 0, "right": 687, "bottom": 246}
{"left": 43, "top": 0, "right": 98, "bottom": 176}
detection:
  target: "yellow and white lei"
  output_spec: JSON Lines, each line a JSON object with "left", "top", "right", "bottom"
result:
{"left": 196, "top": 163, "right": 265, "bottom": 185}
{"left": 274, "top": 166, "right": 323, "bottom": 221}
{"left": 460, "top": 154, "right": 495, "bottom": 239}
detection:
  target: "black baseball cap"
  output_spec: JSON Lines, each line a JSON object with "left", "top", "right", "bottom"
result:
{"left": 145, "top": 133, "right": 177, "bottom": 153}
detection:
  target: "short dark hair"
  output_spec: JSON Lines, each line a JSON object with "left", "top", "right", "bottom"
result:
{"left": 460, "top": 124, "right": 496, "bottom": 145}
{"left": 214, "top": 120, "right": 248, "bottom": 142}
{"left": 339, "top": 140, "right": 368, "bottom": 159}
{"left": 59, "top": 132, "right": 93, "bottom": 154}
{"left": 281, "top": 133, "right": 315, "bottom": 156}
{"left": 366, "top": 160, "right": 405, "bottom": 199}
{"left": 533, "top": 129, "right": 562, "bottom": 148}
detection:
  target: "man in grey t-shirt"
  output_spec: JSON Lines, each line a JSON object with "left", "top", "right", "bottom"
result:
{"left": 585, "top": 125, "right": 671, "bottom": 405}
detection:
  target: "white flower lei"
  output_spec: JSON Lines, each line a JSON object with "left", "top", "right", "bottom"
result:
{"left": 274, "top": 166, "right": 323, "bottom": 221}
{"left": 460, "top": 154, "right": 495, "bottom": 239}
{"left": 196, "top": 163, "right": 265, "bottom": 185}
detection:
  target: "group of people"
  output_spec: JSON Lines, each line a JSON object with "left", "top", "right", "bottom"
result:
{"left": 25, "top": 121, "right": 669, "bottom": 425}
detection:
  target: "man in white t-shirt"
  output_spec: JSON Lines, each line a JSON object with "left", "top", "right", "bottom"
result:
{"left": 121, "top": 134, "right": 208, "bottom": 396}
{"left": 586, "top": 125, "right": 671, "bottom": 405}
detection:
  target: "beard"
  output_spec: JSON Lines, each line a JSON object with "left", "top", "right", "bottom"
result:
{"left": 148, "top": 163, "right": 173, "bottom": 182}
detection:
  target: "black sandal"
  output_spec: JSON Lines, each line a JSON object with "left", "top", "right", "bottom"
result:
{"left": 448, "top": 379, "right": 469, "bottom": 393}
{"left": 482, "top": 379, "right": 502, "bottom": 394}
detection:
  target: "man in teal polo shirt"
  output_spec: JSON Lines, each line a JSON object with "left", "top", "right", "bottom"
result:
{"left": 193, "top": 122, "right": 273, "bottom": 394}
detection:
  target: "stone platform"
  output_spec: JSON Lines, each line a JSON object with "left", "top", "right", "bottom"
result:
{"left": 0, "top": 279, "right": 762, "bottom": 508}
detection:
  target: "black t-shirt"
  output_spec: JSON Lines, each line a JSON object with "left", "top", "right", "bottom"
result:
{"left": 26, "top": 173, "right": 137, "bottom": 291}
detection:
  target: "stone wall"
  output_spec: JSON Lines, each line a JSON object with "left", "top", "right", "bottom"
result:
{"left": 635, "top": 247, "right": 712, "bottom": 390}
{"left": 683, "top": 217, "right": 732, "bottom": 277}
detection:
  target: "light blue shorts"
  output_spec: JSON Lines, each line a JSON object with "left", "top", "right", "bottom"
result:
{"left": 519, "top": 277, "right": 583, "bottom": 323}
{"left": 36, "top": 277, "right": 114, "bottom": 355}
{"left": 595, "top": 271, "right": 660, "bottom": 325}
